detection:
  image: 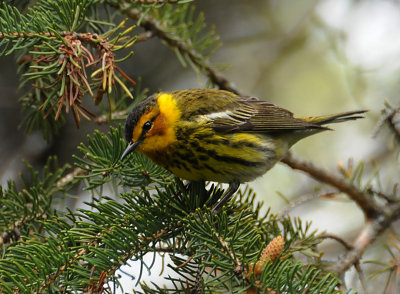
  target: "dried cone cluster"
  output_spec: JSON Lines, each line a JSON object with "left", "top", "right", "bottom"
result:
{"left": 246, "top": 236, "right": 285, "bottom": 293}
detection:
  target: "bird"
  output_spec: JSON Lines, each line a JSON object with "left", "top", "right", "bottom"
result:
{"left": 121, "top": 88, "right": 365, "bottom": 211}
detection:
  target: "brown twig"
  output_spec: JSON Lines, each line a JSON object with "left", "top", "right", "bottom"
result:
{"left": 354, "top": 261, "right": 369, "bottom": 294}
{"left": 173, "top": 255, "right": 194, "bottom": 270}
{"left": 330, "top": 202, "right": 400, "bottom": 274}
{"left": 280, "top": 152, "right": 400, "bottom": 276}
{"left": 281, "top": 152, "right": 381, "bottom": 219}
{"left": 216, "top": 233, "right": 243, "bottom": 274}
{"left": 278, "top": 191, "right": 339, "bottom": 217}
{"left": 328, "top": 219, "right": 385, "bottom": 273}
{"left": 320, "top": 233, "right": 353, "bottom": 250}
{"left": 35, "top": 247, "right": 88, "bottom": 294}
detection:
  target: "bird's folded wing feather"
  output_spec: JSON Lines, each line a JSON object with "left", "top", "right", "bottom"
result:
{"left": 211, "top": 99, "right": 324, "bottom": 133}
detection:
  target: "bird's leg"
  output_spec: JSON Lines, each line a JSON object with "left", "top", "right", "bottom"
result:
{"left": 211, "top": 181, "right": 240, "bottom": 213}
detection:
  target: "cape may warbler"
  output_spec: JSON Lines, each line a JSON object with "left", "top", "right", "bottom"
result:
{"left": 121, "top": 89, "right": 365, "bottom": 210}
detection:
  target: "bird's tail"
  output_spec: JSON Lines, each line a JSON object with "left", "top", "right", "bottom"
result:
{"left": 301, "top": 110, "right": 367, "bottom": 126}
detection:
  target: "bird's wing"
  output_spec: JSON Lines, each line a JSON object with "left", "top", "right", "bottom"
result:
{"left": 210, "top": 97, "right": 325, "bottom": 133}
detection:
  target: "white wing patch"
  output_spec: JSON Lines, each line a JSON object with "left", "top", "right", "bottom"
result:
{"left": 196, "top": 111, "right": 234, "bottom": 121}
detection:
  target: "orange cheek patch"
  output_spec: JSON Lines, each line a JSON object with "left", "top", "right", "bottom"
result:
{"left": 138, "top": 113, "right": 177, "bottom": 153}
{"left": 147, "top": 114, "right": 167, "bottom": 137}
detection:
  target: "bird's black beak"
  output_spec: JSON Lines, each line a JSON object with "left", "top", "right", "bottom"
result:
{"left": 121, "top": 141, "right": 140, "bottom": 161}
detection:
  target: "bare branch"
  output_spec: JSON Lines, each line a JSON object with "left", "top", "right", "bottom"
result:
{"left": 354, "top": 262, "right": 369, "bottom": 294}
{"left": 279, "top": 191, "right": 340, "bottom": 217}
{"left": 281, "top": 152, "right": 381, "bottom": 218}
{"left": 328, "top": 219, "right": 384, "bottom": 273}
{"left": 330, "top": 202, "right": 400, "bottom": 273}
{"left": 321, "top": 233, "right": 353, "bottom": 250}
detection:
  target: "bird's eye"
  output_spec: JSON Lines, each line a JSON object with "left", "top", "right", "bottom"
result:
{"left": 143, "top": 121, "right": 152, "bottom": 131}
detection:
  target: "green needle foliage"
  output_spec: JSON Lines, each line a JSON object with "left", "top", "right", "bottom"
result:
{"left": 0, "top": 125, "right": 342, "bottom": 293}
{"left": 74, "top": 126, "right": 173, "bottom": 190}
{"left": 0, "top": 157, "right": 73, "bottom": 252}
{"left": 0, "top": 0, "right": 217, "bottom": 140}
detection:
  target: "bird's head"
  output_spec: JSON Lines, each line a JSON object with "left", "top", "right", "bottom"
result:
{"left": 121, "top": 93, "right": 181, "bottom": 160}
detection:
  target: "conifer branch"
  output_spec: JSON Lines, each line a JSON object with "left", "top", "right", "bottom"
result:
{"left": 114, "top": 1, "right": 241, "bottom": 95}
{"left": 374, "top": 102, "right": 400, "bottom": 143}
{"left": 36, "top": 247, "right": 88, "bottom": 294}
{"left": 28, "top": 29, "right": 136, "bottom": 128}
{"left": 215, "top": 232, "right": 243, "bottom": 274}
{"left": 0, "top": 1, "right": 138, "bottom": 131}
